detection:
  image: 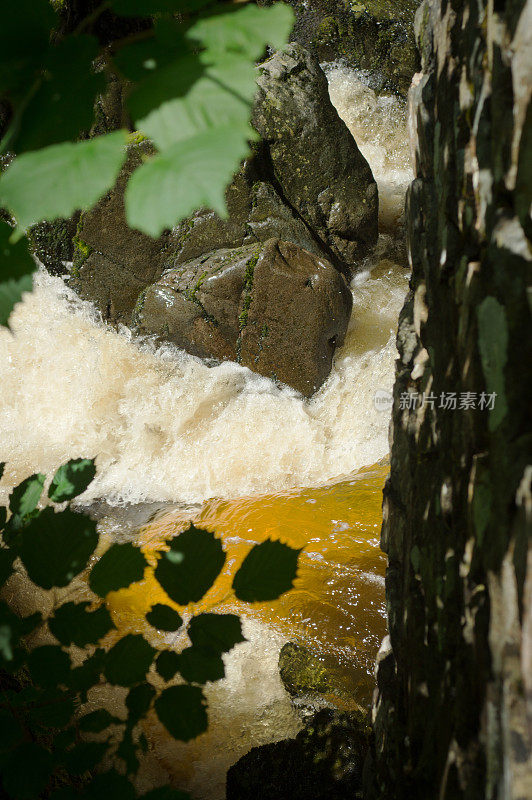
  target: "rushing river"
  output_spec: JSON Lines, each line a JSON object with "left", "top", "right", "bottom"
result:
{"left": 0, "top": 65, "right": 412, "bottom": 799}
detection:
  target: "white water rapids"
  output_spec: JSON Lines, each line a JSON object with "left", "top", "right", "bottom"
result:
{"left": 0, "top": 66, "right": 411, "bottom": 508}
{"left": 0, "top": 66, "right": 413, "bottom": 800}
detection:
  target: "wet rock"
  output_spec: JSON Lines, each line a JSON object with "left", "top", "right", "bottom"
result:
{"left": 278, "top": 642, "right": 346, "bottom": 699}
{"left": 70, "top": 140, "right": 170, "bottom": 325}
{"left": 287, "top": 0, "right": 419, "bottom": 97}
{"left": 253, "top": 44, "right": 378, "bottom": 273}
{"left": 226, "top": 708, "right": 370, "bottom": 800}
{"left": 137, "top": 238, "right": 352, "bottom": 397}
{"left": 28, "top": 215, "right": 80, "bottom": 276}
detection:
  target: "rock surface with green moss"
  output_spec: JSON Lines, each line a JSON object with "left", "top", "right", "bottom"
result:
{"left": 253, "top": 44, "right": 378, "bottom": 274}
{"left": 287, "top": 0, "right": 420, "bottom": 96}
{"left": 137, "top": 238, "right": 352, "bottom": 396}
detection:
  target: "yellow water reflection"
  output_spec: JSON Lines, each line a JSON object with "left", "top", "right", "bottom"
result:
{"left": 108, "top": 462, "right": 387, "bottom": 705}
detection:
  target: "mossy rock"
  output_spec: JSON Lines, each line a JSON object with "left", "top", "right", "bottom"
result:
{"left": 28, "top": 215, "right": 80, "bottom": 277}
{"left": 227, "top": 708, "right": 371, "bottom": 800}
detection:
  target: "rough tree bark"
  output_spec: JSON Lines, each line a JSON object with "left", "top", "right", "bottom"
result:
{"left": 371, "top": 0, "right": 531, "bottom": 798}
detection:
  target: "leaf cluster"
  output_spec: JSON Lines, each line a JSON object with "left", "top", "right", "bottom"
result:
{"left": 0, "top": 0, "right": 294, "bottom": 327}
{"left": 0, "top": 458, "right": 300, "bottom": 797}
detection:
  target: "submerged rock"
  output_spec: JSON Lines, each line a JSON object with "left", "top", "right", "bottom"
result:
{"left": 279, "top": 642, "right": 340, "bottom": 698}
{"left": 137, "top": 238, "right": 352, "bottom": 397}
{"left": 253, "top": 44, "right": 378, "bottom": 273}
{"left": 226, "top": 708, "right": 370, "bottom": 800}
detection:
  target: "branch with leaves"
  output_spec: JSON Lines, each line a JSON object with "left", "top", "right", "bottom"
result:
{"left": 0, "top": 458, "right": 300, "bottom": 798}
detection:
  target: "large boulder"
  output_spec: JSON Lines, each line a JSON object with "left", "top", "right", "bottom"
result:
{"left": 253, "top": 44, "right": 378, "bottom": 273}
{"left": 226, "top": 708, "right": 371, "bottom": 800}
{"left": 136, "top": 238, "right": 352, "bottom": 397}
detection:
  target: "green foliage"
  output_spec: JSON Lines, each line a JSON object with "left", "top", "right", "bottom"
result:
{"left": 233, "top": 539, "right": 301, "bottom": 601}
{"left": 48, "top": 457, "right": 97, "bottom": 502}
{"left": 0, "top": 220, "right": 35, "bottom": 327}
{"left": 146, "top": 603, "right": 183, "bottom": 631}
{"left": 0, "top": 0, "right": 295, "bottom": 326}
{"left": 154, "top": 523, "right": 225, "bottom": 604}
{"left": 0, "top": 448, "right": 298, "bottom": 794}
{"left": 89, "top": 542, "right": 148, "bottom": 597}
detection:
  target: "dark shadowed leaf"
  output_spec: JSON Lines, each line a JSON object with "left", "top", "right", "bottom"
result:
{"left": 89, "top": 542, "right": 148, "bottom": 597}
{"left": 232, "top": 539, "right": 301, "bottom": 602}
{"left": 177, "top": 646, "right": 224, "bottom": 684}
{"left": 18, "top": 507, "right": 98, "bottom": 589}
{"left": 84, "top": 770, "right": 136, "bottom": 800}
{"left": 0, "top": 275, "right": 34, "bottom": 327}
{"left": 1, "top": 741, "right": 54, "bottom": 799}
{"left": 8, "top": 472, "right": 45, "bottom": 518}
{"left": 188, "top": 613, "right": 245, "bottom": 653}
{"left": 146, "top": 603, "right": 183, "bottom": 632}
{"left": 49, "top": 601, "right": 114, "bottom": 647}
{"left": 111, "top": 0, "right": 213, "bottom": 15}
{"left": 0, "top": 708, "right": 24, "bottom": 752}
{"left": 155, "top": 650, "right": 181, "bottom": 681}
{"left": 0, "top": 0, "right": 55, "bottom": 96}
{"left": 154, "top": 524, "right": 225, "bottom": 605}
{"left": 126, "top": 683, "right": 156, "bottom": 724}
{"left": 63, "top": 742, "right": 109, "bottom": 777}
{"left": 12, "top": 35, "right": 105, "bottom": 154}
{"left": 116, "top": 726, "right": 140, "bottom": 775}
{"left": 30, "top": 688, "right": 75, "bottom": 728}
{"left": 27, "top": 645, "right": 71, "bottom": 688}
{"left": 0, "top": 220, "right": 35, "bottom": 278}
{"left": 48, "top": 458, "right": 96, "bottom": 503}
{"left": 68, "top": 648, "right": 106, "bottom": 694}
{"left": 79, "top": 709, "right": 121, "bottom": 733}
{"left": 154, "top": 684, "right": 208, "bottom": 741}
{"left": 104, "top": 634, "right": 156, "bottom": 686}
{"left": 0, "top": 549, "right": 15, "bottom": 587}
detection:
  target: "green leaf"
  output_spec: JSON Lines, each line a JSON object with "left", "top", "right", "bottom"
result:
{"left": 153, "top": 524, "right": 226, "bottom": 605}
{"left": 155, "top": 650, "right": 180, "bottom": 681}
{"left": 232, "top": 539, "right": 301, "bottom": 602}
{"left": 0, "top": 708, "right": 24, "bottom": 752}
{"left": 177, "top": 646, "right": 224, "bottom": 684}
{"left": 68, "top": 648, "right": 106, "bottom": 694}
{"left": 188, "top": 3, "right": 295, "bottom": 60}
{"left": 188, "top": 613, "right": 245, "bottom": 653}
{"left": 0, "top": 549, "right": 15, "bottom": 587}
{"left": 8, "top": 472, "right": 45, "bottom": 518}
{"left": 30, "top": 688, "right": 75, "bottom": 729}
{"left": 140, "top": 788, "right": 191, "bottom": 800}
{"left": 146, "top": 603, "right": 183, "bottom": 632}
{"left": 49, "top": 601, "right": 114, "bottom": 647}
{"left": 0, "top": 275, "right": 34, "bottom": 327}
{"left": 27, "top": 645, "right": 71, "bottom": 688}
{"left": 111, "top": 0, "right": 213, "bottom": 15}
{"left": 136, "top": 53, "right": 256, "bottom": 151}
{"left": 0, "top": 0, "right": 55, "bottom": 97}
{"left": 154, "top": 684, "right": 208, "bottom": 741}
{"left": 104, "top": 634, "right": 156, "bottom": 686}
{"left": 79, "top": 709, "right": 121, "bottom": 733}
{"left": 1, "top": 742, "right": 54, "bottom": 799}
{"left": 0, "top": 220, "right": 35, "bottom": 279}
{"left": 48, "top": 458, "right": 96, "bottom": 503}
{"left": 0, "top": 131, "right": 127, "bottom": 231}
{"left": 125, "top": 125, "right": 252, "bottom": 236}
{"left": 89, "top": 542, "right": 148, "bottom": 597}
{"left": 126, "top": 683, "right": 156, "bottom": 724}
{"left": 125, "top": 52, "right": 203, "bottom": 123}
{"left": 63, "top": 742, "right": 109, "bottom": 777}
{"left": 11, "top": 35, "right": 105, "bottom": 154}
{"left": 84, "top": 770, "right": 136, "bottom": 800}
{"left": 18, "top": 507, "right": 98, "bottom": 589}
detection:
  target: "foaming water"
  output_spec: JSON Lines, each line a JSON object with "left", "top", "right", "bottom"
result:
{"left": 326, "top": 64, "right": 413, "bottom": 230}
{"left": 0, "top": 263, "right": 406, "bottom": 506}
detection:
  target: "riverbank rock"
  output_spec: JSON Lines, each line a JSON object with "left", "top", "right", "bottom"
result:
{"left": 137, "top": 238, "right": 352, "bottom": 397}
{"left": 70, "top": 141, "right": 170, "bottom": 325}
{"left": 253, "top": 44, "right": 378, "bottom": 273}
{"left": 226, "top": 708, "right": 370, "bottom": 800}
{"left": 287, "top": 0, "right": 419, "bottom": 97}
